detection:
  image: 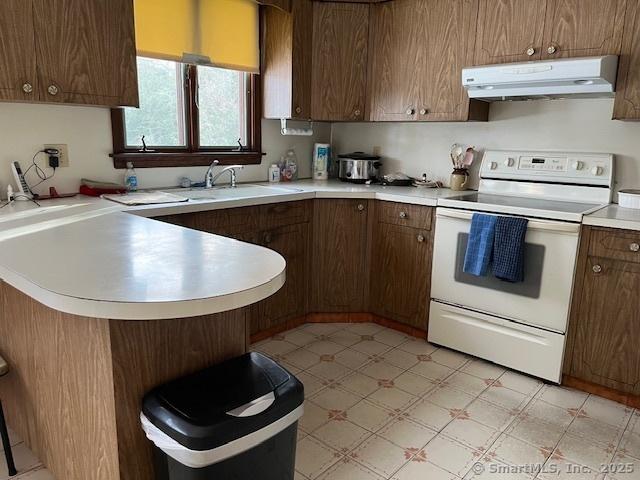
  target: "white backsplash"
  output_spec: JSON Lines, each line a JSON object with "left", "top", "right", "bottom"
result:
{"left": 331, "top": 98, "right": 640, "bottom": 198}
{"left": 0, "top": 102, "right": 330, "bottom": 198}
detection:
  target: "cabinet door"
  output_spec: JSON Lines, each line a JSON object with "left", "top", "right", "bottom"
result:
{"left": 251, "top": 223, "right": 309, "bottom": 335}
{"left": 311, "top": 2, "right": 369, "bottom": 121}
{"left": 420, "top": 0, "right": 478, "bottom": 121}
{"left": 541, "top": 0, "right": 627, "bottom": 59}
{"left": 475, "top": 0, "right": 547, "bottom": 64}
{"left": 32, "top": 0, "right": 138, "bottom": 107}
{"left": 571, "top": 256, "right": 640, "bottom": 394}
{"left": 613, "top": 0, "right": 640, "bottom": 119}
{"left": 311, "top": 199, "right": 369, "bottom": 312}
{"left": 370, "top": 223, "right": 431, "bottom": 330}
{"left": 0, "top": 0, "right": 37, "bottom": 102}
{"left": 368, "top": 0, "right": 425, "bottom": 121}
{"left": 262, "top": 0, "right": 313, "bottom": 119}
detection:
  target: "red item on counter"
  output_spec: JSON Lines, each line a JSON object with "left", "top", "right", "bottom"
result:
{"left": 79, "top": 185, "right": 127, "bottom": 197}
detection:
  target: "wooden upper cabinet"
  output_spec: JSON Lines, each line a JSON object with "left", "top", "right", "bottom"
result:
{"left": 474, "top": 0, "right": 547, "bottom": 64}
{"left": 262, "top": 0, "right": 313, "bottom": 119}
{"left": 420, "top": 0, "right": 479, "bottom": 120}
{"left": 541, "top": 0, "right": 627, "bottom": 59}
{"left": 614, "top": 0, "right": 640, "bottom": 119}
{"left": 369, "top": 0, "right": 485, "bottom": 122}
{"left": 0, "top": 0, "right": 37, "bottom": 102}
{"left": 368, "top": 0, "right": 425, "bottom": 121}
{"left": 311, "top": 2, "right": 369, "bottom": 121}
{"left": 32, "top": 0, "right": 138, "bottom": 107}
{"left": 475, "top": 0, "right": 627, "bottom": 65}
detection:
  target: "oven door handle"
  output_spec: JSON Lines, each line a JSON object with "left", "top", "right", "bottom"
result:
{"left": 436, "top": 208, "right": 580, "bottom": 234}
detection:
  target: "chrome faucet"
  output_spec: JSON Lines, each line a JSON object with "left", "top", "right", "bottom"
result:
{"left": 205, "top": 161, "right": 245, "bottom": 188}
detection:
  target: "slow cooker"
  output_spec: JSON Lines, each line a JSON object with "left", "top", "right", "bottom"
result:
{"left": 338, "top": 152, "right": 382, "bottom": 183}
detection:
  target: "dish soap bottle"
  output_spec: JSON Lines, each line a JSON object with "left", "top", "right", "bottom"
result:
{"left": 124, "top": 162, "right": 138, "bottom": 192}
{"left": 282, "top": 148, "right": 298, "bottom": 182}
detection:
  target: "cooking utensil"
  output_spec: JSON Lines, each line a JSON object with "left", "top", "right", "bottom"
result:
{"left": 462, "top": 147, "right": 476, "bottom": 167}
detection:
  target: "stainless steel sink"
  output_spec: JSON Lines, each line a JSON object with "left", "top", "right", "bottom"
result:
{"left": 168, "top": 184, "right": 303, "bottom": 201}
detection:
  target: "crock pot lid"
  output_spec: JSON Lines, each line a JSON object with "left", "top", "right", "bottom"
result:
{"left": 338, "top": 151, "right": 381, "bottom": 160}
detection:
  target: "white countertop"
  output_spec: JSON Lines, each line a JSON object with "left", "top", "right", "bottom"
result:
{"left": 583, "top": 204, "right": 640, "bottom": 231}
{"left": 0, "top": 180, "right": 453, "bottom": 320}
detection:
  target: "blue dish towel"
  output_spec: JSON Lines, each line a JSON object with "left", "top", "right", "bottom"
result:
{"left": 463, "top": 213, "right": 498, "bottom": 276}
{"left": 492, "top": 216, "right": 529, "bottom": 282}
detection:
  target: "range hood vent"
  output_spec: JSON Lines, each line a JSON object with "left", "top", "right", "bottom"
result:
{"left": 462, "top": 56, "right": 618, "bottom": 101}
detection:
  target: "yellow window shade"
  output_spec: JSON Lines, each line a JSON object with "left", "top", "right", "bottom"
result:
{"left": 135, "top": 0, "right": 259, "bottom": 73}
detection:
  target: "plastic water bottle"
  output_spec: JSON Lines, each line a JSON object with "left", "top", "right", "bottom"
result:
{"left": 124, "top": 162, "right": 138, "bottom": 192}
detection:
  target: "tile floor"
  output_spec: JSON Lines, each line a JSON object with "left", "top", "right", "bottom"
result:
{"left": 253, "top": 322, "right": 640, "bottom": 480}
{"left": 3, "top": 322, "right": 639, "bottom": 480}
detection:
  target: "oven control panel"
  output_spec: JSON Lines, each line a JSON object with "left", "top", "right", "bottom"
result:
{"left": 481, "top": 150, "right": 613, "bottom": 187}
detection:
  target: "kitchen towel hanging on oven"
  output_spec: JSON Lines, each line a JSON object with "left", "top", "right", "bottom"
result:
{"left": 463, "top": 213, "right": 498, "bottom": 276}
{"left": 492, "top": 216, "right": 529, "bottom": 282}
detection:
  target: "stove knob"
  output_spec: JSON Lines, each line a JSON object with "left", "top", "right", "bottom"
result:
{"left": 591, "top": 166, "right": 603, "bottom": 176}
{"left": 490, "top": 161, "right": 498, "bottom": 170}
{"left": 504, "top": 158, "right": 514, "bottom": 167}
{"left": 572, "top": 161, "right": 584, "bottom": 171}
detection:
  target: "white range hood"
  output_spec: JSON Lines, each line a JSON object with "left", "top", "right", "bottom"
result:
{"left": 462, "top": 55, "right": 618, "bottom": 101}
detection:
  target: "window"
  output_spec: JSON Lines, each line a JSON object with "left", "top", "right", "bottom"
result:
{"left": 111, "top": 57, "right": 261, "bottom": 168}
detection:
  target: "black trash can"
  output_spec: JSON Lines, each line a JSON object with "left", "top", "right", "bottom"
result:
{"left": 141, "top": 352, "right": 304, "bottom": 480}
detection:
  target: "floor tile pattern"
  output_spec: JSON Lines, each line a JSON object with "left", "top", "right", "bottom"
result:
{"left": 253, "top": 323, "right": 640, "bottom": 480}
{"left": 3, "top": 322, "right": 639, "bottom": 480}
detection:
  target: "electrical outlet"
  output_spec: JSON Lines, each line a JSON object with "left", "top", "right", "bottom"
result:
{"left": 44, "top": 144, "right": 69, "bottom": 167}
{"left": 372, "top": 146, "right": 382, "bottom": 157}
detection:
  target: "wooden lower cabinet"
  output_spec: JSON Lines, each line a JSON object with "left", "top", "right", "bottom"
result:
{"left": 250, "top": 223, "right": 309, "bottom": 334}
{"left": 566, "top": 226, "right": 640, "bottom": 397}
{"left": 156, "top": 199, "right": 437, "bottom": 334}
{"left": 311, "top": 199, "right": 371, "bottom": 312}
{"left": 370, "top": 222, "right": 432, "bottom": 331}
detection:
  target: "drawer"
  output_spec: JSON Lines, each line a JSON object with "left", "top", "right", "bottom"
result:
{"left": 428, "top": 301, "right": 564, "bottom": 382}
{"left": 377, "top": 201, "right": 432, "bottom": 230}
{"left": 589, "top": 228, "right": 640, "bottom": 263}
{"left": 182, "top": 206, "right": 260, "bottom": 235}
{"left": 259, "top": 200, "right": 310, "bottom": 229}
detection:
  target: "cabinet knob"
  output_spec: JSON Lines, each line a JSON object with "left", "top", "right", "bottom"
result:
{"left": 417, "top": 234, "right": 425, "bottom": 243}
{"left": 22, "top": 83, "right": 33, "bottom": 94}
{"left": 419, "top": 108, "right": 428, "bottom": 115}
{"left": 294, "top": 106, "right": 302, "bottom": 114}
{"left": 263, "top": 232, "right": 273, "bottom": 244}
{"left": 547, "top": 45, "right": 557, "bottom": 54}
{"left": 592, "top": 264, "right": 602, "bottom": 274}
{"left": 357, "top": 203, "right": 365, "bottom": 211}
{"left": 354, "top": 109, "right": 362, "bottom": 117}
{"left": 406, "top": 108, "right": 415, "bottom": 115}
{"left": 526, "top": 47, "right": 536, "bottom": 56}
{"left": 630, "top": 243, "right": 640, "bottom": 252}
{"left": 399, "top": 211, "right": 407, "bottom": 219}
{"left": 47, "top": 84, "right": 59, "bottom": 96}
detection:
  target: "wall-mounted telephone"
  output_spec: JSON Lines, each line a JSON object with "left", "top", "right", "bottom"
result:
{"left": 11, "top": 161, "right": 33, "bottom": 199}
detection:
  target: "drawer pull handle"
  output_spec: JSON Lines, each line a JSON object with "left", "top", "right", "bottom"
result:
{"left": 399, "top": 211, "right": 407, "bottom": 219}
{"left": 592, "top": 264, "right": 602, "bottom": 274}
{"left": 357, "top": 204, "right": 365, "bottom": 211}
{"left": 630, "top": 243, "right": 639, "bottom": 252}
{"left": 417, "top": 234, "right": 425, "bottom": 243}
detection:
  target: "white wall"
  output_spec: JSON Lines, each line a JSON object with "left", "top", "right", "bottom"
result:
{"left": 0, "top": 102, "right": 330, "bottom": 198}
{"left": 331, "top": 99, "right": 640, "bottom": 196}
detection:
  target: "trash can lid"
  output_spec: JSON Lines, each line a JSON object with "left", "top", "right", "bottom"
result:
{"left": 142, "top": 352, "right": 304, "bottom": 451}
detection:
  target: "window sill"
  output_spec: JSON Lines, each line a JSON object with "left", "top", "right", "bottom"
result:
{"left": 110, "top": 151, "right": 264, "bottom": 169}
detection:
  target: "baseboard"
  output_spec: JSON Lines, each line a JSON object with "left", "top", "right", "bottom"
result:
{"left": 250, "top": 312, "right": 427, "bottom": 344}
{"left": 563, "top": 375, "right": 640, "bottom": 409}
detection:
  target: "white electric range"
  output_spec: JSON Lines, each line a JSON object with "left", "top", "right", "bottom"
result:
{"left": 429, "top": 150, "right": 613, "bottom": 382}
